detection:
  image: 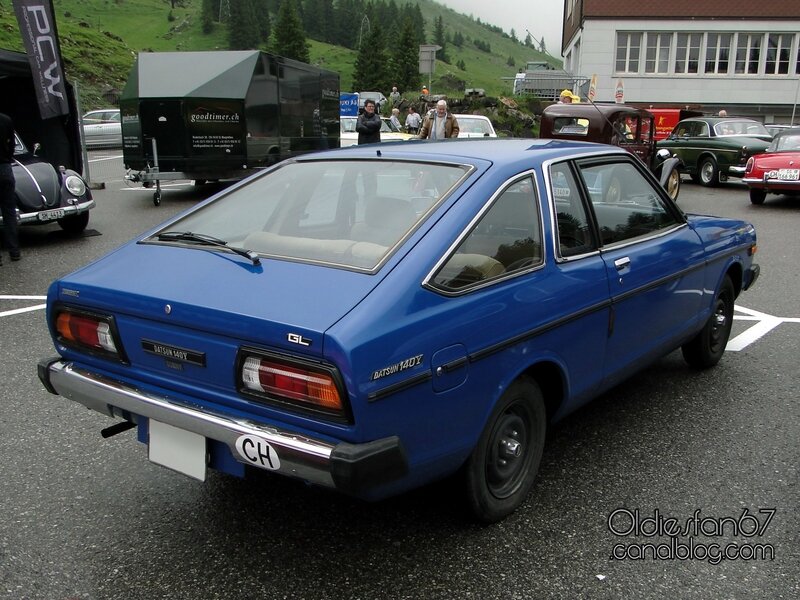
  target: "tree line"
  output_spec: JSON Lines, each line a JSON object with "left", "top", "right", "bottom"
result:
{"left": 199, "top": 0, "right": 539, "bottom": 95}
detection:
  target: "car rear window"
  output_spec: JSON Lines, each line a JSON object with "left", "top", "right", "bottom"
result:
{"left": 153, "top": 160, "right": 470, "bottom": 271}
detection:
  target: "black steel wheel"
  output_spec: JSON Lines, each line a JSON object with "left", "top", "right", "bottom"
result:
{"left": 464, "top": 378, "right": 546, "bottom": 522}
{"left": 682, "top": 275, "right": 735, "bottom": 368}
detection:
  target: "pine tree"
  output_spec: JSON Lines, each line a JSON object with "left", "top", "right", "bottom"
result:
{"left": 524, "top": 32, "right": 533, "bottom": 48}
{"left": 228, "top": 0, "right": 261, "bottom": 50}
{"left": 393, "top": 17, "right": 420, "bottom": 95}
{"left": 274, "top": 0, "right": 310, "bottom": 62}
{"left": 352, "top": 22, "right": 391, "bottom": 94}
{"left": 433, "top": 15, "right": 448, "bottom": 63}
{"left": 253, "top": 0, "right": 270, "bottom": 43}
{"left": 201, "top": 0, "right": 215, "bottom": 33}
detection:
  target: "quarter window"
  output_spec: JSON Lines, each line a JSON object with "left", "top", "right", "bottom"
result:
{"left": 578, "top": 161, "right": 679, "bottom": 246}
{"left": 431, "top": 177, "right": 542, "bottom": 291}
{"left": 550, "top": 163, "right": 595, "bottom": 257}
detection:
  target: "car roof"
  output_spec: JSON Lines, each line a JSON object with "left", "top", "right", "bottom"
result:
{"left": 312, "top": 138, "right": 621, "bottom": 167}
{"left": 543, "top": 103, "right": 652, "bottom": 119}
{"left": 773, "top": 127, "right": 800, "bottom": 137}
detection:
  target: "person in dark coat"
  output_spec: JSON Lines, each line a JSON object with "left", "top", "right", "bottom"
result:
{"left": 356, "top": 99, "right": 382, "bottom": 145}
{"left": 0, "top": 111, "right": 20, "bottom": 264}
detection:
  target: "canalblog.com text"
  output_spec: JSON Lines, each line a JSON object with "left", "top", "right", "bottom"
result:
{"left": 607, "top": 508, "right": 776, "bottom": 565}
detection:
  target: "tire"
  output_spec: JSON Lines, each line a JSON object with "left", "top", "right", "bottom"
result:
{"left": 698, "top": 157, "right": 719, "bottom": 187}
{"left": 464, "top": 377, "right": 546, "bottom": 523}
{"left": 749, "top": 188, "right": 766, "bottom": 205}
{"left": 57, "top": 211, "right": 89, "bottom": 235}
{"left": 681, "top": 275, "right": 735, "bottom": 369}
{"left": 665, "top": 168, "right": 681, "bottom": 201}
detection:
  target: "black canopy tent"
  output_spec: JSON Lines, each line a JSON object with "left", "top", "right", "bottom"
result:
{"left": 0, "top": 48, "right": 82, "bottom": 173}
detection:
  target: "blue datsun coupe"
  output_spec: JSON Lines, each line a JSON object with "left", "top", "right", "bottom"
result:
{"left": 38, "top": 139, "right": 760, "bottom": 522}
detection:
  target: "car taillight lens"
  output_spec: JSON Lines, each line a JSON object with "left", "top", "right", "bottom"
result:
{"left": 745, "top": 157, "right": 754, "bottom": 175}
{"left": 239, "top": 352, "right": 347, "bottom": 419}
{"left": 55, "top": 309, "right": 123, "bottom": 360}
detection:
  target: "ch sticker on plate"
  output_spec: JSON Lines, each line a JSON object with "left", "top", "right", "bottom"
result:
{"left": 235, "top": 435, "right": 282, "bottom": 471}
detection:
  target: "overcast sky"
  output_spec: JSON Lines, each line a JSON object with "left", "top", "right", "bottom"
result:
{"left": 437, "top": 0, "right": 564, "bottom": 57}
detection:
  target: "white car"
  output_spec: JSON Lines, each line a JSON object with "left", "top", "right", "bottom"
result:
{"left": 340, "top": 117, "right": 415, "bottom": 147}
{"left": 455, "top": 114, "right": 498, "bottom": 138}
{"left": 82, "top": 109, "right": 122, "bottom": 148}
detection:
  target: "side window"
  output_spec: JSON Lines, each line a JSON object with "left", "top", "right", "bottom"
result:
{"left": 697, "top": 122, "right": 709, "bottom": 137}
{"left": 550, "top": 162, "right": 596, "bottom": 257}
{"left": 578, "top": 161, "right": 679, "bottom": 246}
{"left": 431, "top": 177, "right": 542, "bottom": 292}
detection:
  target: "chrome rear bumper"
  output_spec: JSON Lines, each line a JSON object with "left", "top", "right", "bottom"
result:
{"left": 38, "top": 358, "right": 406, "bottom": 494}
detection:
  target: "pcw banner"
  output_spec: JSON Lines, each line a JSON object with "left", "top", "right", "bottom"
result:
{"left": 12, "top": 0, "right": 70, "bottom": 119}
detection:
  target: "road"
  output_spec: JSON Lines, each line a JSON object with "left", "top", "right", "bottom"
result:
{"left": 0, "top": 160, "right": 798, "bottom": 599}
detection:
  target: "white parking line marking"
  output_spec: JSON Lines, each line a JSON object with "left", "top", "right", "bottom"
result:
{"left": 88, "top": 155, "right": 123, "bottom": 162}
{"left": 0, "top": 304, "right": 46, "bottom": 317}
{"left": 0, "top": 295, "right": 47, "bottom": 300}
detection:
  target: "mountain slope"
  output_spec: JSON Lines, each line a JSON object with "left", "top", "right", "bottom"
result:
{"left": 0, "top": 0, "right": 558, "bottom": 109}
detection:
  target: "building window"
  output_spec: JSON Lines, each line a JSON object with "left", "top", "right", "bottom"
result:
{"left": 675, "top": 33, "right": 702, "bottom": 74}
{"left": 645, "top": 33, "right": 672, "bottom": 74}
{"left": 735, "top": 34, "right": 762, "bottom": 74}
{"left": 616, "top": 32, "right": 642, "bottom": 74}
{"left": 705, "top": 33, "right": 732, "bottom": 74}
{"left": 797, "top": 44, "right": 800, "bottom": 75}
{"left": 765, "top": 33, "right": 792, "bottom": 75}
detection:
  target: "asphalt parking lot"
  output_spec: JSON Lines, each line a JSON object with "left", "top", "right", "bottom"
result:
{"left": 0, "top": 156, "right": 798, "bottom": 599}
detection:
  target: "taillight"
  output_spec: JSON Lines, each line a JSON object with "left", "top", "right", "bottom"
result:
{"left": 745, "top": 157, "right": 754, "bottom": 175}
{"left": 238, "top": 350, "right": 348, "bottom": 420}
{"left": 55, "top": 308, "right": 124, "bottom": 361}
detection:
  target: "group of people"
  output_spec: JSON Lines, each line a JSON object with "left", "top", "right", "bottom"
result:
{"left": 355, "top": 96, "right": 460, "bottom": 145}
{"left": 0, "top": 111, "right": 20, "bottom": 265}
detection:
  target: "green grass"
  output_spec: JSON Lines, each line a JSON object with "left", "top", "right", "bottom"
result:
{"left": 0, "top": 0, "right": 558, "bottom": 111}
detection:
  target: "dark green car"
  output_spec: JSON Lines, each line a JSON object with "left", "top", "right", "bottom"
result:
{"left": 658, "top": 118, "right": 771, "bottom": 186}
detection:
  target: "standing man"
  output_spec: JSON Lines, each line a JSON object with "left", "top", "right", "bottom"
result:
{"left": 389, "top": 86, "right": 401, "bottom": 107}
{"left": 418, "top": 100, "right": 460, "bottom": 139}
{"left": 356, "top": 99, "right": 382, "bottom": 145}
{"left": 0, "top": 111, "right": 20, "bottom": 264}
{"left": 405, "top": 106, "right": 421, "bottom": 134}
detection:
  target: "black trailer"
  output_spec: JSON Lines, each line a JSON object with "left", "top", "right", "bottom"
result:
{"left": 120, "top": 50, "right": 340, "bottom": 205}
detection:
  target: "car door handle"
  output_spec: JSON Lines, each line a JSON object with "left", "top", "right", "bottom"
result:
{"left": 614, "top": 257, "right": 631, "bottom": 271}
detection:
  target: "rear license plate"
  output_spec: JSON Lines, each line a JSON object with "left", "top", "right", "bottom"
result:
{"left": 148, "top": 419, "right": 207, "bottom": 481}
{"left": 776, "top": 168, "right": 800, "bottom": 181}
{"left": 37, "top": 208, "right": 65, "bottom": 221}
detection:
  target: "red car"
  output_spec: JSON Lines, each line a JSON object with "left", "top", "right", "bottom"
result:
{"left": 743, "top": 127, "right": 800, "bottom": 205}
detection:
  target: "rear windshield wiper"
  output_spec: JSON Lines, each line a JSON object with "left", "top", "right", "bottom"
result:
{"left": 156, "top": 231, "right": 261, "bottom": 265}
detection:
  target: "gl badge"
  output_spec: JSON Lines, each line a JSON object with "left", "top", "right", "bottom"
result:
{"left": 287, "top": 333, "right": 311, "bottom": 347}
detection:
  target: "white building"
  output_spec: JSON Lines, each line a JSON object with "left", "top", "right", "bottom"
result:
{"left": 561, "top": 0, "right": 800, "bottom": 123}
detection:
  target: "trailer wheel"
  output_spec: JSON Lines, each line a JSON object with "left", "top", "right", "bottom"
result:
{"left": 153, "top": 191, "right": 161, "bottom": 206}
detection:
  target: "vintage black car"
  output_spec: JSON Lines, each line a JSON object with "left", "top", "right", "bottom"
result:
{"left": 3, "top": 133, "right": 94, "bottom": 234}
{"left": 540, "top": 103, "right": 682, "bottom": 201}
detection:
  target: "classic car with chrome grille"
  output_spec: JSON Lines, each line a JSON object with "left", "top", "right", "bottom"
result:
{"left": 657, "top": 117, "right": 771, "bottom": 187}
{"left": 38, "top": 139, "right": 759, "bottom": 522}
{"left": 3, "top": 133, "right": 94, "bottom": 234}
{"left": 743, "top": 127, "right": 800, "bottom": 205}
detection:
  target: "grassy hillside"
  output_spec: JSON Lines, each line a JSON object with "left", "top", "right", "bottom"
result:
{"left": 0, "top": 0, "right": 558, "bottom": 110}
